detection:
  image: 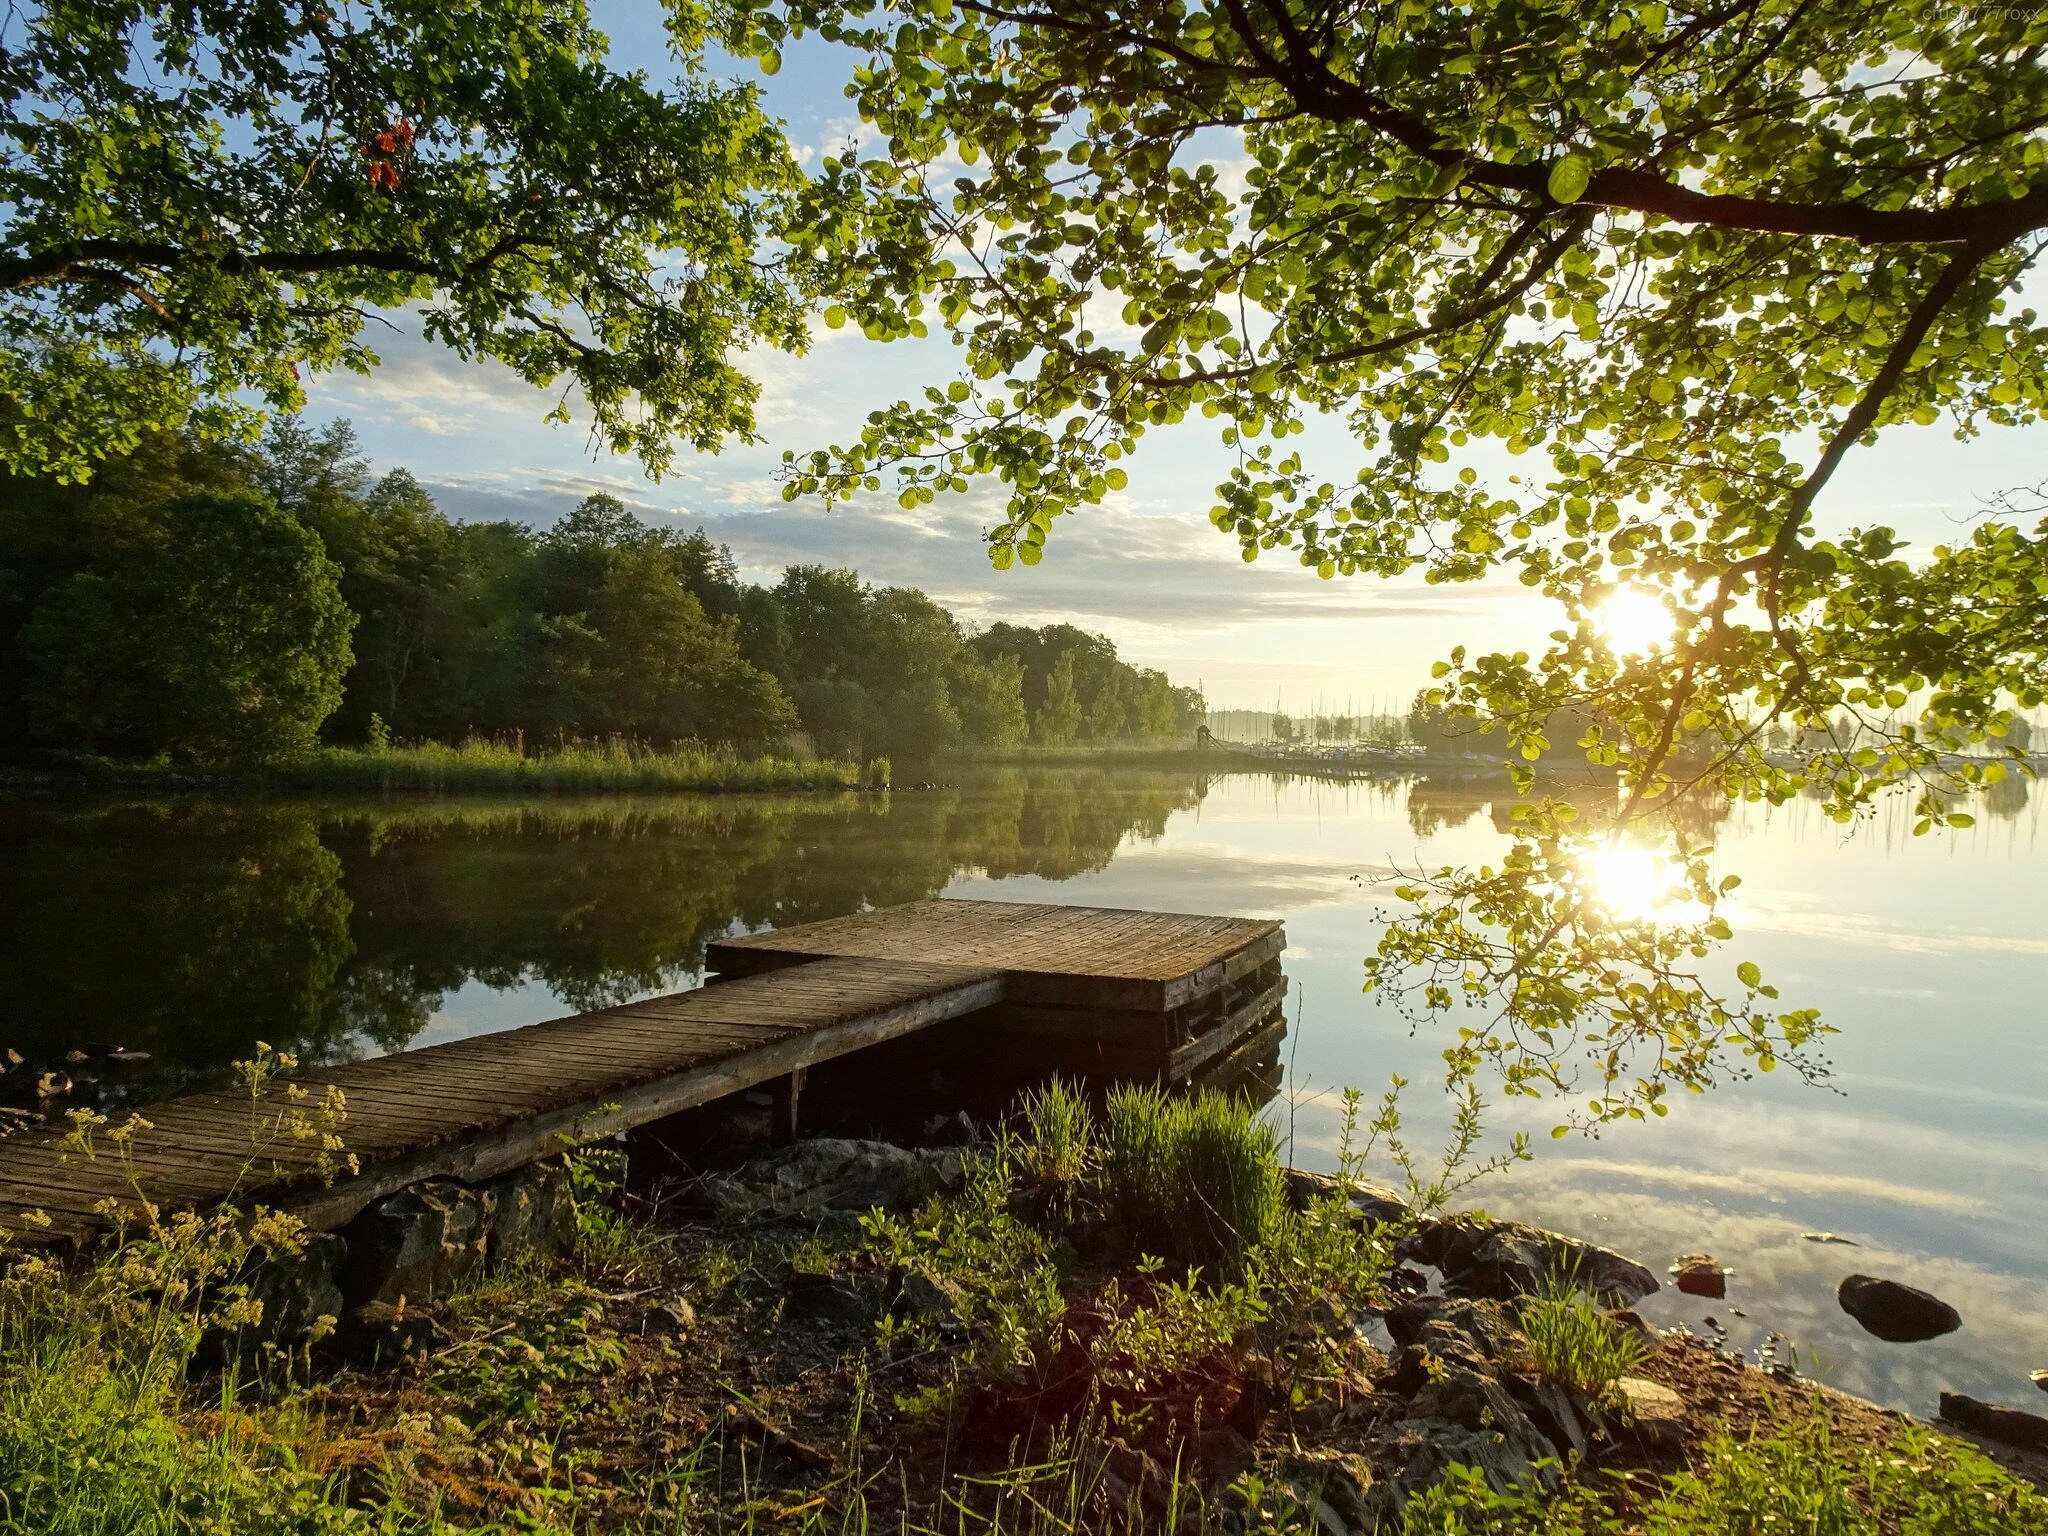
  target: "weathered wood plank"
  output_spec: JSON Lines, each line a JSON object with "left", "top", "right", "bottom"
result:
{"left": 706, "top": 898, "right": 1283, "bottom": 1013}
{"left": 1166, "top": 976, "right": 1290, "bottom": 1081}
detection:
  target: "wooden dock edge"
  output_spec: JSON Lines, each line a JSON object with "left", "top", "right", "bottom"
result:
{"left": 280, "top": 973, "right": 1008, "bottom": 1230}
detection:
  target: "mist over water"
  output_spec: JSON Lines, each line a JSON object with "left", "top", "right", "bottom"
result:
{"left": 3, "top": 766, "right": 2041, "bottom": 1416}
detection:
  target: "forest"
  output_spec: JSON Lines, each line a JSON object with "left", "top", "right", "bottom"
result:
{"left": 0, "top": 421, "right": 1204, "bottom": 767}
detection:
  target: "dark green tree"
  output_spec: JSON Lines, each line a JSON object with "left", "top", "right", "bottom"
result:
{"left": 19, "top": 491, "right": 353, "bottom": 763}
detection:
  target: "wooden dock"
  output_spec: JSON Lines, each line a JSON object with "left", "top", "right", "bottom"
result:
{"left": 0, "top": 899, "right": 1284, "bottom": 1247}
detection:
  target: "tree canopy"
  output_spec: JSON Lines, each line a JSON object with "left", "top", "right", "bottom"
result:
{"left": 0, "top": 0, "right": 831, "bottom": 482}
{"left": 0, "top": 422, "right": 1201, "bottom": 765}
{"left": 756, "top": 0, "right": 2048, "bottom": 1122}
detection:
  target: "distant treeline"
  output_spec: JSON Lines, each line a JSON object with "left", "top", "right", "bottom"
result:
{"left": 0, "top": 422, "right": 1204, "bottom": 766}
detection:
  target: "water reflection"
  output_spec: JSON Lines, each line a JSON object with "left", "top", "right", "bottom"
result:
{"left": 1, "top": 765, "right": 2041, "bottom": 1417}
{"left": 0, "top": 770, "right": 1206, "bottom": 1104}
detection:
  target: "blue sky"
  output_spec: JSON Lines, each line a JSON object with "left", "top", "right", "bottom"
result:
{"left": 304, "top": 14, "right": 2048, "bottom": 712}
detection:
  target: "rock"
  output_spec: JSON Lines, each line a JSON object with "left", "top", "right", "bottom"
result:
{"left": 920, "top": 1111, "right": 976, "bottom": 1145}
{"left": 483, "top": 1158, "right": 576, "bottom": 1264}
{"left": 1613, "top": 1376, "right": 1688, "bottom": 1451}
{"left": 342, "top": 1180, "right": 492, "bottom": 1307}
{"left": 1420, "top": 1218, "right": 1658, "bottom": 1308}
{"left": 1358, "top": 1414, "right": 1549, "bottom": 1526}
{"left": 1278, "top": 1450, "right": 1376, "bottom": 1534}
{"left": 336, "top": 1300, "right": 442, "bottom": 1367}
{"left": 1282, "top": 1167, "right": 1410, "bottom": 1226}
{"left": 1407, "top": 1362, "right": 1544, "bottom": 1446}
{"left": 201, "top": 1232, "right": 346, "bottom": 1364}
{"left": 1385, "top": 1295, "right": 1507, "bottom": 1380}
{"left": 1607, "top": 1308, "right": 1664, "bottom": 1352}
{"left": 692, "top": 1139, "right": 963, "bottom": 1221}
{"left": 894, "top": 1266, "right": 964, "bottom": 1325}
{"left": 1939, "top": 1392, "right": 2048, "bottom": 1452}
{"left": 1670, "top": 1253, "right": 1727, "bottom": 1299}
{"left": 644, "top": 1295, "right": 696, "bottom": 1334}
{"left": 783, "top": 1270, "right": 880, "bottom": 1331}
{"left": 1194, "top": 1426, "right": 1256, "bottom": 1491}
{"left": 1836, "top": 1274, "right": 1961, "bottom": 1343}
{"left": 251, "top": 1231, "right": 347, "bottom": 1343}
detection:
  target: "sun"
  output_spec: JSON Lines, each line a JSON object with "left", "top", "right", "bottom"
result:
{"left": 1580, "top": 839, "right": 1688, "bottom": 923}
{"left": 1591, "top": 587, "right": 1675, "bottom": 659}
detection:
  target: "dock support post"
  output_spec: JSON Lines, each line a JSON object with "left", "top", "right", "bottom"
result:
{"left": 771, "top": 1067, "right": 805, "bottom": 1145}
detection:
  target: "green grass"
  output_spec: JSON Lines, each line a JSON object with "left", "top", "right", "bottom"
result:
{"left": 1405, "top": 1409, "right": 2048, "bottom": 1535}
{"left": 21, "top": 737, "right": 868, "bottom": 796}
{"left": 1014, "top": 1076, "right": 1095, "bottom": 1186}
{"left": 1511, "top": 1270, "right": 1651, "bottom": 1397}
{"left": 285, "top": 738, "right": 865, "bottom": 794}
{"left": 1100, "top": 1085, "right": 1282, "bottom": 1274}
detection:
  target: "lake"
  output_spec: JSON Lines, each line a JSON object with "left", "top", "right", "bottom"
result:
{"left": 3, "top": 765, "right": 2042, "bottom": 1417}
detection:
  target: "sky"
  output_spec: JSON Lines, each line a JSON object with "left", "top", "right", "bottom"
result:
{"left": 304, "top": 16, "right": 2048, "bottom": 713}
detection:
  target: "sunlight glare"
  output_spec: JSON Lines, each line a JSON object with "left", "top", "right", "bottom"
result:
{"left": 1591, "top": 587, "right": 1675, "bottom": 659}
{"left": 1581, "top": 839, "right": 1688, "bottom": 923}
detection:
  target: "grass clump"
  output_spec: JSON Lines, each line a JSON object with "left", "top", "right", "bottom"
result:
{"left": 1511, "top": 1269, "right": 1651, "bottom": 1398}
{"left": 1014, "top": 1076, "right": 1095, "bottom": 1187}
{"left": 1101, "top": 1084, "right": 1282, "bottom": 1275}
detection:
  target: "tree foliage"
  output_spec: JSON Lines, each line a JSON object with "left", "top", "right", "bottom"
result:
{"left": 0, "top": 422, "right": 1202, "bottom": 765}
{"left": 17, "top": 490, "right": 353, "bottom": 764}
{"left": 757, "top": 0, "right": 2048, "bottom": 1122}
{"left": 0, "top": 0, "right": 830, "bottom": 481}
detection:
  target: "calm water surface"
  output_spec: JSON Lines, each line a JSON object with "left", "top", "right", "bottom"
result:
{"left": 3, "top": 767, "right": 2042, "bottom": 1416}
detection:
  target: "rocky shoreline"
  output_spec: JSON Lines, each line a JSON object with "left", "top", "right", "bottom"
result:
{"left": 219, "top": 1131, "right": 2048, "bottom": 1530}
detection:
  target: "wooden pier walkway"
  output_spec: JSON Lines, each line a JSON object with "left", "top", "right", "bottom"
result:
{"left": 0, "top": 899, "right": 1283, "bottom": 1247}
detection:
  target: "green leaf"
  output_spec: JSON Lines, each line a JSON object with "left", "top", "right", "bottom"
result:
{"left": 1547, "top": 154, "right": 1592, "bottom": 204}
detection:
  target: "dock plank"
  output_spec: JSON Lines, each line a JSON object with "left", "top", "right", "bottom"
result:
{"left": 3, "top": 953, "right": 1003, "bottom": 1245}
{"left": 706, "top": 898, "right": 1282, "bottom": 1010}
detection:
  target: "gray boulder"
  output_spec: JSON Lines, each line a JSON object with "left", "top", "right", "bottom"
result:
{"left": 1836, "top": 1274, "right": 1960, "bottom": 1342}
{"left": 484, "top": 1158, "right": 577, "bottom": 1264}
{"left": 1358, "top": 1411, "right": 1553, "bottom": 1526}
{"left": 202, "top": 1231, "right": 346, "bottom": 1364}
{"left": 342, "top": 1179, "right": 491, "bottom": 1307}
{"left": 1612, "top": 1376, "right": 1688, "bottom": 1451}
{"left": 336, "top": 1300, "right": 443, "bottom": 1368}
{"left": 1419, "top": 1218, "right": 1658, "bottom": 1308}
{"left": 249, "top": 1231, "right": 346, "bottom": 1344}
{"left": 692, "top": 1138, "right": 963, "bottom": 1221}
{"left": 1281, "top": 1167, "right": 1410, "bottom": 1226}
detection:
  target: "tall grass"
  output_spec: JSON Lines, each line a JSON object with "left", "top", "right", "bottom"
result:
{"left": 1512, "top": 1269, "right": 1650, "bottom": 1396}
{"left": 1100, "top": 1086, "right": 1281, "bottom": 1274}
{"left": 37, "top": 735, "right": 865, "bottom": 795}
{"left": 286, "top": 736, "right": 861, "bottom": 795}
{"left": 1014, "top": 1076, "right": 1095, "bottom": 1186}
